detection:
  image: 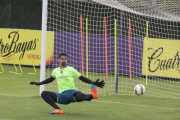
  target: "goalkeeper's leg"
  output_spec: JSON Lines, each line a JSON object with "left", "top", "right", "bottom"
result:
{"left": 74, "top": 91, "right": 93, "bottom": 102}
{"left": 41, "top": 91, "right": 60, "bottom": 109}
{"left": 41, "top": 91, "right": 64, "bottom": 114}
{"left": 74, "top": 84, "right": 98, "bottom": 102}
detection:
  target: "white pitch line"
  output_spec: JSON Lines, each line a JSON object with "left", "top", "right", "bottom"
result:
{"left": 93, "top": 100, "right": 180, "bottom": 110}
{"left": 0, "top": 94, "right": 25, "bottom": 97}
{"left": 0, "top": 94, "right": 32, "bottom": 97}
{"left": 1, "top": 94, "right": 180, "bottom": 110}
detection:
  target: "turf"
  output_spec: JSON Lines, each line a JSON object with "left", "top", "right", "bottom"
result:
{"left": 0, "top": 65, "right": 180, "bottom": 120}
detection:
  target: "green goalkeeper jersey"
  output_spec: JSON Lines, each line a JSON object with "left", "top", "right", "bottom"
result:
{"left": 51, "top": 66, "right": 81, "bottom": 93}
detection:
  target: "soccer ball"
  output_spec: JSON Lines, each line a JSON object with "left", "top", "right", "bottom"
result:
{"left": 134, "top": 84, "right": 145, "bottom": 95}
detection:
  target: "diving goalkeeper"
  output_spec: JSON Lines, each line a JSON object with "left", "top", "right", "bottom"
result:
{"left": 30, "top": 53, "right": 105, "bottom": 114}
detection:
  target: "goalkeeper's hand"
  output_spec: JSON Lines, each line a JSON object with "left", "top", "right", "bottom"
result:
{"left": 30, "top": 81, "right": 42, "bottom": 86}
{"left": 93, "top": 79, "right": 105, "bottom": 88}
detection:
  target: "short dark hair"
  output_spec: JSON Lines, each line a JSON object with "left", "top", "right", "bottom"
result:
{"left": 58, "top": 52, "right": 67, "bottom": 59}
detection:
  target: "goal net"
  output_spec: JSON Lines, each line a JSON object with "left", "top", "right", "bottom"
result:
{"left": 42, "top": 0, "right": 180, "bottom": 99}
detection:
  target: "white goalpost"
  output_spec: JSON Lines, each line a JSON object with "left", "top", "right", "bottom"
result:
{"left": 40, "top": 0, "right": 180, "bottom": 99}
{"left": 40, "top": 0, "right": 48, "bottom": 95}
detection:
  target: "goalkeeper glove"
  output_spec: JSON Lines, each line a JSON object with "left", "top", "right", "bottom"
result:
{"left": 30, "top": 81, "right": 42, "bottom": 86}
{"left": 93, "top": 79, "right": 105, "bottom": 88}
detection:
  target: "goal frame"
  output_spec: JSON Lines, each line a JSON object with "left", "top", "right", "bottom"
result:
{"left": 40, "top": 0, "right": 48, "bottom": 95}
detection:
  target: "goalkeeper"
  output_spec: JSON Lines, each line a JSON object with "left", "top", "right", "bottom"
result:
{"left": 30, "top": 53, "right": 105, "bottom": 114}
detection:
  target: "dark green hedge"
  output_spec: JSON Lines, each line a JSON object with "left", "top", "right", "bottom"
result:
{"left": 0, "top": 0, "right": 179, "bottom": 39}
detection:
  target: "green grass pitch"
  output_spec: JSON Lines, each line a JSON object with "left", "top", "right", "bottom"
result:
{"left": 0, "top": 65, "right": 180, "bottom": 120}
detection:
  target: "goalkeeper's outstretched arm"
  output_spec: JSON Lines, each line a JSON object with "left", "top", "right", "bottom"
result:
{"left": 30, "top": 76, "right": 55, "bottom": 86}
{"left": 79, "top": 76, "right": 105, "bottom": 88}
